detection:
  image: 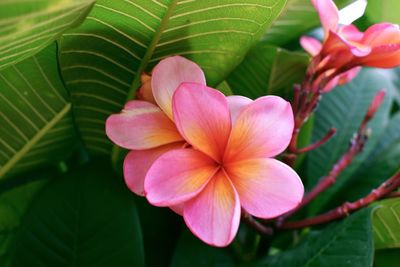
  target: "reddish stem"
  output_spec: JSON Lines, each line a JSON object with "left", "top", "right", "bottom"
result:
{"left": 294, "top": 128, "right": 336, "bottom": 154}
{"left": 242, "top": 209, "right": 274, "bottom": 236}
{"left": 281, "top": 171, "right": 400, "bottom": 229}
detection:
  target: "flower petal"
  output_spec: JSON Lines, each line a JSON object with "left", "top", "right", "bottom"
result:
{"left": 300, "top": 36, "right": 322, "bottom": 56}
{"left": 340, "top": 24, "right": 363, "bottom": 42}
{"left": 362, "top": 23, "right": 400, "bottom": 46}
{"left": 170, "top": 204, "right": 184, "bottom": 216}
{"left": 359, "top": 44, "right": 400, "bottom": 68}
{"left": 322, "top": 67, "right": 361, "bottom": 92}
{"left": 227, "top": 95, "right": 253, "bottom": 124}
{"left": 123, "top": 142, "right": 184, "bottom": 196}
{"left": 173, "top": 82, "right": 231, "bottom": 162}
{"left": 183, "top": 170, "right": 240, "bottom": 247}
{"left": 136, "top": 72, "right": 156, "bottom": 104}
{"left": 312, "top": 0, "right": 339, "bottom": 35}
{"left": 224, "top": 96, "right": 294, "bottom": 162}
{"left": 225, "top": 158, "right": 304, "bottom": 219}
{"left": 145, "top": 148, "right": 218, "bottom": 206}
{"left": 106, "top": 100, "right": 183, "bottom": 150}
{"left": 152, "top": 56, "right": 206, "bottom": 120}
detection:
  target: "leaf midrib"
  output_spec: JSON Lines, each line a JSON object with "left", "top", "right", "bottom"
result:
{"left": 0, "top": 103, "right": 71, "bottom": 178}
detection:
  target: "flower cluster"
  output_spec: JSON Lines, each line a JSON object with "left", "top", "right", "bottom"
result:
{"left": 301, "top": 0, "right": 400, "bottom": 92}
{"left": 106, "top": 56, "right": 304, "bottom": 247}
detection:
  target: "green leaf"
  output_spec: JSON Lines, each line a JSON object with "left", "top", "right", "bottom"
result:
{"left": 0, "top": 44, "right": 77, "bottom": 179}
{"left": 255, "top": 208, "right": 374, "bottom": 267}
{"left": 226, "top": 43, "right": 309, "bottom": 99}
{"left": 0, "top": 0, "right": 94, "bottom": 70}
{"left": 12, "top": 160, "right": 145, "bottom": 267}
{"left": 364, "top": 0, "right": 400, "bottom": 24}
{"left": 0, "top": 179, "right": 47, "bottom": 267}
{"left": 373, "top": 198, "right": 400, "bottom": 250}
{"left": 306, "top": 68, "right": 394, "bottom": 214}
{"left": 59, "top": 0, "right": 287, "bottom": 155}
{"left": 262, "top": 0, "right": 352, "bottom": 46}
{"left": 171, "top": 229, "right": 235, "bottom": 267}
{"left": 374, "top": 249, "right": 400, "bottom": 267}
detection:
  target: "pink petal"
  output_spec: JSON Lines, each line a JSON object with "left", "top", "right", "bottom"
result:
{"left": 362, "top": 23, "right": 400, "bottom": 46}
{"left": 322, "top": 67, "right": 361, "bottom": 92}
{"left": 173, "top": 82, "right": 231, "bottom": 162}
{"left": 144, "top": 148, "right": 218, "bottom": 206}
{"left": 224, "top": 96, "right": 294, "bottom": 162}
{"left": 300, "top": 36, "right": 322, "bottom": 56}
{"left": 359, "top": 44, "right": 400, "bottom": 68}
{"left": 227, "top": 95, "right": 253, "bottom": 124}
{"left": 312, "top": 0, "right": 339, "bottom": 35}
{"left": 123, "top": 142, "right": 184, "bottom": 196}
{"left": 170, "top": 204, "right": 184, "bottom": 216}
{"left": 183, "top": 170, "right": 240, "bottom": 247}
{"left": 152, "top": 56, "right": 206, "bottom": 120}
{"left": 225, "top": 158, "right": 304, "bottom": 219}
{"left": 339, "top": 25, "right": 363, "bottom": 42}
{"left": 105, "top": 101, "right": 183, "bottom": 150}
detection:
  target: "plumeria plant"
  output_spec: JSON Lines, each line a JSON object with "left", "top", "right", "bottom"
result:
{"left": 0, "top": 0, "right": 399, "bottom": 266}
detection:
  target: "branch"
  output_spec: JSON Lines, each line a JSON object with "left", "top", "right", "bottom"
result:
{"left": 280, "top": 171, "right": 400, "bottom": 229}
{"left": 242, "top": 209, "right": 274, "bottom": 236}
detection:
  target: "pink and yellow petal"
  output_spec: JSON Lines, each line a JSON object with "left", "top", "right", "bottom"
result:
{"left": 183, "top": 170, "right": 241, "bottom": 247}
{"left": 123, "top": 142, "right": 184, "bottom": 196}
{"left": 145, "top": 149, "right": 218, "bottom": 206}
{"left": 225, "top": 158, "right": 304, "bottom": 219}
{"left": 173, "top": 83, "right": 232, "bottom": 162}
{"left": 152, "top": 56, "right": 206, "bottom": 120}
{"left": 312, "top": 0, "right": 339, "bottom": 35}
{"left": 362, "top": 23, "right": 400, "bottom": 47}
{"left": 224, "top": 96, "right": 294, "bottom": 162}
{"left": 105, "top": 101, "right": 183, "bottom": 150}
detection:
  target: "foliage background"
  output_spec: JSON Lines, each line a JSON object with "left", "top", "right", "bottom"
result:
{"left": 0, "top": 0, "right": 399, "bottom": 266}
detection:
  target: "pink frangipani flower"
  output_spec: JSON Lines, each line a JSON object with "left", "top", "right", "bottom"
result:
{"left": 106, "top": 56, "right": 304, "bottom": 247}
{"left": 300, "top": 0, "right": 400, "bottom": 91}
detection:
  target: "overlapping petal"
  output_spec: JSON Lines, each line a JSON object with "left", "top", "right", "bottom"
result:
{"left": 105, "top": 100, "right": 183, "bottom": 150}
{"left": 227, "top": 95, "right": 253, "bottom": 124}
{"left": 224, "top": 96, "right": 294, "bottom": 162}
{"left": 183, "top": 170, "right": 241, "bottom": 247}
{"left": 123, "top": 142, "right": 184, "bottom": 196}
{"left": 225, "top": 159, "right": 303, "bottom": 219}
{"left": 145, "top": 149, "right": 218, "bottom": 206}
{"left": 173, "top": 83, "right": 232, "bottom": 162}
{"left": 152, "top": 56, "right": 206, "bottom": 120}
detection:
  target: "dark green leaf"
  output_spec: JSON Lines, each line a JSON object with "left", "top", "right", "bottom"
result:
{"left": 255, "top": 208, "right": 374, "bottom": 267}
{"left": 373, "top": 198, "right": 400, "bottom": 249}
{"left": 374, "top": 249, "right": 400, "bottom": 267}
{"left": 306, "top": 68, "right": 394, "bottom": 214}
{"left": 0, "top": 179, "right": 47, "bottom": 267}
{"left": 59, "top": 0, "right": 287, "bottom": 155}
{"left": 0, "top": 44, "right": 77, "bottom": 178}
{"left": 12, "top": 160, "right": 144, "bottom": 267}
{"left": 0, "top": 0, "right": 94, "bottom": 70}
{"left": 226, "top": 43, "right": 309, "bottom": 99}
{"left": 171, "top": 229, "right": 235, "bottom": 267}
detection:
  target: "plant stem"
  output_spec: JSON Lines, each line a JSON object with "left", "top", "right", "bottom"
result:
{"left": 242, "top": 209, "right": 274, "bottom": 236}
{"left": 280, "top": 171, "right": 400, "bottom": 229}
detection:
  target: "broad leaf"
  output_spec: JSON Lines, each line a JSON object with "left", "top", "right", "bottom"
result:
{"left": 374, "top": 249, "right": 400, "bottom": 267}
{"left": 373, "top": 198, "right": 400, "bottom": 249}
{"left": 262, "top": 0, "right": 352, "bottom": 46}
{"left": 0, "top": 179, "right": 47, "bottom": 267}
{"left": 59, "top": 0, "right": 287, "bottom": 155}
{"left": 255, "top": 208, "right": 374, "bottom": 267}
{"left": 226, "top": 43, "right": 309, "bottom": 99}
{"left": 306, "top": 68, "right": 394, "bottom": 214}
{"left": 12, "top": 160, "right": 145, "bottom": 267}
{"left": 171, "top": 229, "right": 235, "bottom": 267}
{"left": 364, "top": 0, "right": 400, "bottom": 24}
{"left": 0, "top": 44, "right": 77, "bottom": 179}
{"left": 0, "top": 0, "right": 94, "bottom": 70}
